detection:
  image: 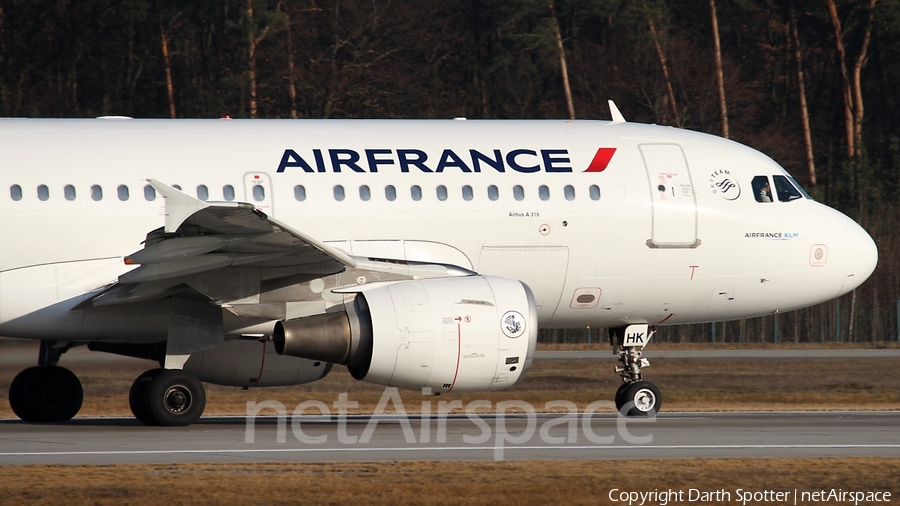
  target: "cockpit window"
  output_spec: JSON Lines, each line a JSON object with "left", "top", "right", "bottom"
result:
{"left": 751, "top": 175, "right": 773, "bottom": 203}
{"left": 772, "top": 175, "right": 803, "bottom": 202}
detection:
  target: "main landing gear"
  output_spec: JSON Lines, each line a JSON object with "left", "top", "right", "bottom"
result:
{"left": 610, "top": 325, "right": 662, "bottom": 416}
{"left": 8, "top": 341, "right": 83, "bottom": 423}
{"left": 8, "top": 340, "right": 207, "bottom": 426}
{"left": 129, "top": 368, "right": 206, "bottom": 426}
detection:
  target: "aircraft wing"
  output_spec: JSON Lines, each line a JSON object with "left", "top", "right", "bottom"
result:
{"left": 85, "top": 179, "right": 355, "bottom": 307}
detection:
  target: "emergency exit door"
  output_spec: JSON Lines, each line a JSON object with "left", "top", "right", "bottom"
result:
{"left": 640, "top": 144, "right": 699, "bottom": 248}
{"left": 243, "top": 172, "right": 274, "bottom": 216}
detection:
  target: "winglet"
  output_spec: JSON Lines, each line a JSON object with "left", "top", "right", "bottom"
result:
{"left": 147, "top": 178, "right": 210, "bottom": 233}
{"left": 608, "top": 100, "right": 626, "bottom": 124}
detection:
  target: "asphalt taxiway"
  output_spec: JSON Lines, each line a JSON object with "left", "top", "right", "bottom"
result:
{"left": 1, "top": 411, "right": 898, "bottom": 465}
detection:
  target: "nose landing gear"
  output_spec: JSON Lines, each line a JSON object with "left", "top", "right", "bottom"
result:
{"left": 610, "top": 325, "right": 662, "bottom": 416}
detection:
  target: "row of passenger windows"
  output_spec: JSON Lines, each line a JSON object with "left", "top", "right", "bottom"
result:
{"left": 300, "top": 184, "right": 601, "bottom": 202}
{"left": 8, "top": 184, "right": 242, "bottom": 203}
{"left": 7, "top": 183, "right": 601, "bottom": 203}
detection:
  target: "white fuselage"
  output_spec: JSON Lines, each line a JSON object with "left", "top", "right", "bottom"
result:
{"left": 0, "top": 118, "right": 877, "bottom": 341}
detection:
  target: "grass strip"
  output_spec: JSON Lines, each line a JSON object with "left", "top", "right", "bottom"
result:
{"left": 1, "top": 458, "right": 898, "bottom": 505}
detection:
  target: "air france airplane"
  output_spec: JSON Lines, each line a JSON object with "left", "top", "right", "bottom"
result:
{"left": 0, "top": 103, "right": 878, "bottom": 425}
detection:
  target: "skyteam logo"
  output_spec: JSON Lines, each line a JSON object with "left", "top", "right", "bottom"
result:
{"left": 708, "top": 169, "right": 741, "bottom": 200}
{"left": 276, "top": 147, "right": 616, "bottom": 174}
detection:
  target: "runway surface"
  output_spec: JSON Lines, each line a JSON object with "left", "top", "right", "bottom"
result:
{"left": 1, "top": 411, "right": 898, "bottom": 465}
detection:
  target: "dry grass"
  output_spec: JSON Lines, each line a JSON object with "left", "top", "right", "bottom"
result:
{"left": 2, "top": 355, "right": 900, "bottom": 418}
{"left": 0, "top": 458, "right": 897, "bottom": 505}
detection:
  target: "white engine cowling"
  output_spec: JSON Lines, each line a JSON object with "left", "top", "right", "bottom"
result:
{"left": 274, "top": 276, "right": 537, "bottom": 393}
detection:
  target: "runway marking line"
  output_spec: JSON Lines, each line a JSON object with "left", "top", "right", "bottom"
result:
{"left": 3, "top": 444, "right": 900, "bottom": 458}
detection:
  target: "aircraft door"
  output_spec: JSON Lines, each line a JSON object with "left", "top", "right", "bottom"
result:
{"left": 243, "top": 172, "right": 274, "bottom": 216}
{"left": 640, "top": 144, "right": 699, "bottom": 248}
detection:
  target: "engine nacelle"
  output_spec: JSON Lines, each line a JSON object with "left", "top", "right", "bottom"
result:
{"left": 183, "top": 339, "right": 331, "bottom": 388}
{"left": 274, "top": 276, "right": 537, "bottom": 393}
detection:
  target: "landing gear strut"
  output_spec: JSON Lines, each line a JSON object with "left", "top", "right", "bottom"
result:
{"left": 8, "top": 341, "right": 84, "bottom": 422}
{"left": 610, "top": 325, "right": 662, "bottom": 416}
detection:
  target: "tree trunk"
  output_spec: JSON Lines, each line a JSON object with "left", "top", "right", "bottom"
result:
{"left": 155, "top": 0, "right": 176, "bottom": 119}
{"left": 246, "top": 0, "right": 270, "bottom": 119}
{"left": 852, "top": 0, "right": 877, "bottom": 152}
{"left": 642, "top": 1, "right": 678, "bottom": 126}
{"left": 247, "top": 0, "right": 259, "bottom": 118}
{"left": 281, "top": 3, "right": 298, "bottom": 119}
{"left": 549, "top": 4, "right": 575, "bottom": 121}
{"left": 825, "top": 0, "right": 855, "bottom": 158}
{"left": 709, "top": 0, "right": 728, "bottom": 138}
{"left": 789, "top": 2, "right": 816, "bottom": 187}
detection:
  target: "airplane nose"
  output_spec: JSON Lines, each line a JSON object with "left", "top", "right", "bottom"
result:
{"left": 841, "top": 220, "right": 878, "bottom": 294}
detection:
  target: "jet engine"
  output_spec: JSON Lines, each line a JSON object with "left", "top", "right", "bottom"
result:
{"left": 273, "top": 276, "right": 537, "bottom": 393}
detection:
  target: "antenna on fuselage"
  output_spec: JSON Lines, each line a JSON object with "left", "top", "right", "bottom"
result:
{"left": 608, "top": 100, "right": 626, "bottom": 124}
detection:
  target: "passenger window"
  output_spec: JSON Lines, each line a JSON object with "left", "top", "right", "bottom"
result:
{"left": 252, "top": 185, "right": 265, "bottom": 202}
{"left": 293, "top": 185, "right": 305, "bottom": 201}
{"left": 333, "top": 185, "right": 345, "bottom": 201}
{"left": 513, "top": 185, "right": 524, "bottom": 201}
{"left": 538, "top": 185, "right": 550, "bottom": 201}
{"left": 223, "top": 185, "right": 235, "bottom": 201}
{"left": 488, "top": 185, "right": 499, "bottom": 201}
{"left": 37, "top": 185, "right": 49, "bottom": 201}
{"left": 564, "top": 185, "right": 575, "bottom": 201}
{"left": 197, "top": 185, "right": 209, "bottom": 201}
{"left": 10, "top": 184, "right": 22, "bottom": 201}
{"left": 172, "top": 184, "right": 182, "bottom": 191}
{"left": 118, "top": 185, "right": 130, "bottom": 201}
{"left": 589, "top": 185, "right": 600, "bottom": 201}
{"left": 91, "top": 185, "right": 103, "bottom": 201}
{"left": 436, "top": 185, "right": 448, "bottom": 201}
{"left": 773, "top": 175, "right": 803, "bottom": 202}
{"left": 144, "top": 185, "right": 156, "bottom": 201}
{"left": 462, "top": 185, "right": 474, "bottom": 201}
{"left": 64, "top": 185, "right": 76, "bottom": 201}
{"left": 385, "top": 185, "right": 397, "bottom": 201}
{"left": 411, "top": 185, "right": 422, "bottom": 201}
{"left": 752, "top": 176, "right": 773, "bottom": 203}
{"left": 359, "top": 185, "right": 371, "bottom": 201}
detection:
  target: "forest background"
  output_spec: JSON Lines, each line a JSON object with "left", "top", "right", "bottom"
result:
{"left": 1, "top": 0, "right": 898, "bottom": 343}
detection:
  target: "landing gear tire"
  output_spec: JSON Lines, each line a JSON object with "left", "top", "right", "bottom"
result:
{"left": 9, "top": 366, "right": 40, "bottom": 421}
{"left": 143, "top": 369, "right": 206, "bottom": 426}
{"left": 614, "top": 382, "right": 631, "bottom": 412}
{"left": 619, "top": 381, "right": 661, "bottom": 417}
{"left": 10, "top": 366, "right": 84, "bottom": 422}
{"left": 129, "top": 369, "right": 163, "bottom": 425}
